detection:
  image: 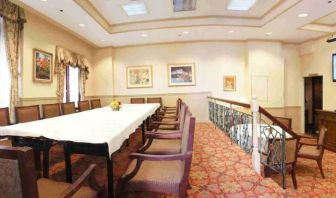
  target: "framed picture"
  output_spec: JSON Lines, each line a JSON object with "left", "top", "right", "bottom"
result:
{"left": 126, "top": 65, "right": 153, "bottom": 88}
{"left": 223, "top": 75, "right": 236, "bottom": 91}
{"left": 167, "top": 63, "right": 196, "bottom": 86}
{"left": 333, "top": 53, "right": 336, "bottom": 82}
{"left": 33, "top": 49, "right": 53, "bottom": 83}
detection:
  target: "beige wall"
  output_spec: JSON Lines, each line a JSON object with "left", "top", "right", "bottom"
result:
{"left": 21, "top": 11, "right": 94, "bottom": 100}
{"left": 300, "top": 37, "right": 336, "bottom": 112}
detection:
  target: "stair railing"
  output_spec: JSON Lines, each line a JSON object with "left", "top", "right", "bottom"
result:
{"left": 208, "top": 96, "right": 298, "bottom": 188}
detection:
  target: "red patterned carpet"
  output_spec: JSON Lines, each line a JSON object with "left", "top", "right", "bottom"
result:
{"left": 1, "top": 123, "right": 336, "bottom": 197}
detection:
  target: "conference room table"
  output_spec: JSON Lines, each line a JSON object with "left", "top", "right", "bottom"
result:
{"left": 0, "top": 103, "right": 160, "bottom": 198}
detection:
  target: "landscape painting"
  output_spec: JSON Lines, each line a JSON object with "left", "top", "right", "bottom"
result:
{"left": 33, "top": 49, "right": 53, "bottom": 83}
{"left": 168, "top": 63, "right": 196, "bottom": 86}
{"left": 127, "top": 65, "right": 153, "bottom": 88}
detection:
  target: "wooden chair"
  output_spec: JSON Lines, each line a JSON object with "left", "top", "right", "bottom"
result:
{"left": 297, "top": 127, "right": 327, "bottom": 178}
{"left": 90, "top": 99, "right": 101, "bottom": 109}
{"left": 117, "top": 112, "right": 196, "bottom": 197}
{"left": 78, "top": 100, "right": 90, "bottom": 112}
{"left": 13, "top": 105, "right": 53, "bottom": 178}
{"left": 273, "top": 116, "right": 292, "bottom": 129}
{"left": 147, "top": 97, "right": 162, "bottom": 107}
{"left": 0, "top": 107, "right": 10, "bottom": 126}
{"left": 42, "top": 103, "right": 61, "bottom": 119}
{"left": 0, "top": 145, "right": 103, "bottom": 198}
{"left": 152, "top": 103, "right": 187, "bottom": 131}
{"left": 61, "top": 102, "right": 76, "bottom": 115}
{"left": 139, "top": 109, "right": 190, "bottom": 155}
{"left": 130, "top": 98, "right": 145, "bottom": 104}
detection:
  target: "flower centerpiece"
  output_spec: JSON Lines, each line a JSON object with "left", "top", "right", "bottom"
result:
{"left": 110, "top": 100, "right": 122, "bottom": 111}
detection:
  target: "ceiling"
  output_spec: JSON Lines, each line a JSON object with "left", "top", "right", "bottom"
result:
{"left": 15, "top": 0, "right": 336, "bottom": 47}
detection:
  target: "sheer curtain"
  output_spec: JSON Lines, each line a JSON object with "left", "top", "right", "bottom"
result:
{"left": 0, "top": 17, "right": 11, "bottom": 108}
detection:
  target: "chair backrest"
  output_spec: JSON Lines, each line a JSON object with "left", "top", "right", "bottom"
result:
{"left": 15, "top": 105, "right": 40, "bottom": 123}
{"left": 177, "top": 103, "right": 188, "bottom": 130}
{"left": 42, "top": 103, "right": 61, "bottom": 119}
{"left": 317, "top": 127, "right": 327, "bottom": 156}
{"left": 61, "top": 102, "right": 76, "bottom": 115}
{"left": 130, "top": 98, "right": 145, "bottom": 104}
{"left": 90, "top": 99, "right": 101, "bottom": 109}
{"left": 146, "top": 97, "right": 162, "bottom": 107}
{"left": 273, "top": 116, "right": 292, "bottom": 129}
{"left": 78, "top": 100, "right": 90, "bottom": 112}
{"left": 181, "top": 111, "right": 195, "bottom": 154}
{"left": 0, "top": 146, "right": 39, "bottom": 197}
{"left": 0, "top": 107, "right": 10, "bottom": 126}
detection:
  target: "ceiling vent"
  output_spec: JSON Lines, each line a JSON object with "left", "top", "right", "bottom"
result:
{"left": 173, "top": 0, "right": 197, "bottom": 12}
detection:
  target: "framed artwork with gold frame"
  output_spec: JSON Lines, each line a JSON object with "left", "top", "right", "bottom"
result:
{"left": 223, "top": 75, "right": 236, "bottom": 91}
{"left": 167, "top": 63, "right": 196, "bottom": 86}
{"left": 126, "top": 65, "right": 153, "bottom": 88}
{"left": 33, "top": 48, "right": 53, "bottom": 83}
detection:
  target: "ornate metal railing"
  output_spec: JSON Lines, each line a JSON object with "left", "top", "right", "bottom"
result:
{"left": 208, "top": 96, "right": 298, "bottom": 188}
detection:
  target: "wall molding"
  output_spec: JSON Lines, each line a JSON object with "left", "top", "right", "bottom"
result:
{"left": 20, "top": 97, "right": 58, "bottom": 102}
{"left": 113, "top": 91, "right": 211, "bottom": 98}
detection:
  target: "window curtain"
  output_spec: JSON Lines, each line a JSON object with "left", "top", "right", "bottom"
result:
{"left": 55, "top": 46, "right": 90, "bottom": 102}
{"left": 0, "top": 0, "right": 26, "bottom": 120}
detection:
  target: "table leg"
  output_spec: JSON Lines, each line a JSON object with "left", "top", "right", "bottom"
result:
{"left": 42, "top": 147, "right": 50, "bottom": 178}
{"left": 64, "top": 143, "right": 73, "bottom": 183}
{"left": 141, "top": 121, "right": 146, "bottom": 144}
{"left": 107, "top": 155, "right": 114, "bottom": 198}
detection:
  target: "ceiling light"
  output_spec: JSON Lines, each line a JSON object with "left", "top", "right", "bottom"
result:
{"left": 100, "top": 39, "right": 106, "bottom": 42}
{"left": 265, "top": 32, "right": 273, "bottom": 36}
{"left": 173, "top": 0, "right": 197, "bottom": 12}
{"left": 141, "top": 33, "right": 149, "bottom": 37}
{"left": 228, "top": 30, "right": 234, "bottom": 33}
{"left": 298, "top": 13, "right": 308, "bottom": 18}
{"left": 122, "top": 3, "right": 148, "bottom": 16}
{"left": 40, "top": 0, "right": 47, "bottom": 2}
{"left": 227, "top": 0, "right": 256, "bottom": 11}
{"left": 182, "top": 31, "right": 189, "bottom": 35}
{"left": 78, "top": 23, "right": 85, "bottom": 27}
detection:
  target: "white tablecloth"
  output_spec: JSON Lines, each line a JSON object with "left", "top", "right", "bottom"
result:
{"left": 0, "top": 103, "right": 159, "bottom": 156}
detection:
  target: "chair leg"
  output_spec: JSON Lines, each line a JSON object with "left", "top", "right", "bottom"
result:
{"left": 317, "top": 160, "right": 325, "bottom": 179}
{"left": 34, "top": 149, "right": 42, "bottom": 173}
{"left": 42, "top": 148, "right": 50, "bottom": 178}
{"left": 291, "top": 163, "right": 298, "bottom": 189}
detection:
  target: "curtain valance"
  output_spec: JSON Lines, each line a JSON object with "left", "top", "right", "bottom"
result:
{"left": 0, "top": 0, "right": 26, "bottom": 27}
{"left": 55, "top": 46, "right": 90, "bottom": 79}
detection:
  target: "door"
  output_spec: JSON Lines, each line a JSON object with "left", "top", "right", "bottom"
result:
{"left": 304, "top": 76, "right": 323, "bottom": 134}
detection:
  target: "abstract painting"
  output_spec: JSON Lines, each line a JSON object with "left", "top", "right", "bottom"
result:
{"left": 126, "top": 65, "right": 153, "bottom": 88}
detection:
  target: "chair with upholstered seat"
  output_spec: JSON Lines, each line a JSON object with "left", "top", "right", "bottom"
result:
{"left": 147, "top": 97, "right": 162, "bottom": 107}
{"left": 13, "top": 105, "right": 54, "bottom": 178}
{"left": 0, "top": 145, "right": 103, "bottom": 198}
{"left": 42, "top": 103, "right": 61, "bottom": 119}
{"left": 90, "top": 99, "right": 101, "bottom": 109}
{"left": 297, "top": 126, "right": 327, "bottom": 178}
{"left": 61, "top": 102, "right": 76, "bottom": 115}
{"left": 130, "top": 98, "right": 145, "bottom": 104}
{"left": 78, "top": 100, "right": 90, "bottom": 112}
{"left": 0, "top": 107, "right": 10, "bottom": 140}
{"left": 139, "top": 109, "right": 190, "bottom": 155}
{"left": 0, "top": 107, "right": 10, "bottom": 126}
{"left": 152, "top": 103, "right": 187, "bottom": 131}
{"left": 117, "top": 111, "right": 195, "bottom": 197}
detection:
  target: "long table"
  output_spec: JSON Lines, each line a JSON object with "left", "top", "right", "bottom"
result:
{"left": 0, "top": 103, "right": 160, "bottom": 198}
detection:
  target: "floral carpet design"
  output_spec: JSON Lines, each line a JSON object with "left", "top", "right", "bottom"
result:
{"left": 1, "top": 123, "right": 336, "bottom": 197}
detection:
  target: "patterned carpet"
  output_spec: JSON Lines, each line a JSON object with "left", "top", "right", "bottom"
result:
{"left": 1, "top": 123, "right": 336, "bottom": 197}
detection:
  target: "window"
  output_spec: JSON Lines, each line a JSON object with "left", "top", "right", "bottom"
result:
{"left": 64, "top": 66, "right": 80, "bottom": 104}
{"left": 0, "top": 17, "right": 11, "bottom": 108}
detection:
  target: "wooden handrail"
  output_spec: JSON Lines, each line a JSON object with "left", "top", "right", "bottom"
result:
{"left": 208, "top": 96, "right": 298, "bottom": 138}
{"left": 207, "top": 96, "right": 251, "bottom": 108}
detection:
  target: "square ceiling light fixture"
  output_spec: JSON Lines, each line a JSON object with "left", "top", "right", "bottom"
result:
{"left": 122, "top": 2, "right": 148, "bottom": 16}
{"left": 227, "top": 0, "right": 257, "bottom": 11}
{"left": 173, "top": 0, "right": 197, "bottom": 12}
